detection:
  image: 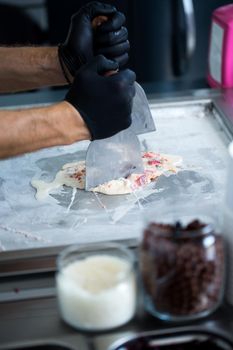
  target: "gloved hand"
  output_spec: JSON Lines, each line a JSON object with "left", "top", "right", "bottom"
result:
{"left": 94, "top": 11, "right": 129, "bottom": 68}
{"left": 58, "top": 1, "right": 129, "bottom": 78}
{"left": 65, "top": 55, "right": 136, "bottom": 140}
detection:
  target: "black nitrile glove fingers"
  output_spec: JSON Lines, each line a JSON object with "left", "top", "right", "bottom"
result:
{"left": 94, "top": 14, "right": 128, "bottom": 65}
{"left": 59, "top": 2, "right": 117, "bottom": 76}
{"left": 87, "top": 54, "right": 119, "bottom": 75}
{"left": 110, "top": 68, "right": 136, "bottom": 89}
{"left": 110, "top": 68, "right": 136, "bottom": 105}
{"left": 96, "top": 58, "right": 119, "bottom": 75}
{"left": 81, "top": 1, "right": 116, "bottom": 18}
{"left": 65, "top": 55, "right": 136, "bottom": 140}
{"left": 95, "top": 27, "right": 128, "bottom": 47}
{"left": 59, "top": 2, "right": 130, "bottom": 77}
{"left": 96, "top": 40, "right": 130, "bottom": 59}
{"left": 95, "top": 28, "right": 129, "bottom": 67}
{"left": 112, "top": 53, "right": 129, "bottom": 68}
{"left": 70, "top": 1, "right": 116, "bottom": 31}
{"left": 96, "top": 12, "right": 126, "bottom": 33}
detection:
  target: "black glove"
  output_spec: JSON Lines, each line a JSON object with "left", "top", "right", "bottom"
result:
{"left": 94, "top": 11, "right": 130, "bottom": 67}
{"left": 65, "top": 55, "right": 136, "bottom": 140}
{"left": 59, "top": 1, "right": 129, "bottom": 77}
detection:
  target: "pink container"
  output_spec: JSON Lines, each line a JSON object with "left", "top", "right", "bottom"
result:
{"left": 207, "top": 4, "right": 233, "bottom": 88}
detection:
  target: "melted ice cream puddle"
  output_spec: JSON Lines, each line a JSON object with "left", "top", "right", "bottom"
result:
{"left": 31, "top": 152, "right": 182, "bottom": 199}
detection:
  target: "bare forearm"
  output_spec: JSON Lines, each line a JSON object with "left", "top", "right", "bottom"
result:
{"left": 0, "top": 47, "right": 69, "bottom": 92}
{"left": 0, "top": 102, "right": 90, "bottom": 158}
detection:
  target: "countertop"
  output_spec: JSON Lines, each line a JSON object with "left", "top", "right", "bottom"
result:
{"left": 0, "top": 88, "right": 230, "bottom": 251}
{"left": 1, "top": 86, "right": 233, "bottom": 349}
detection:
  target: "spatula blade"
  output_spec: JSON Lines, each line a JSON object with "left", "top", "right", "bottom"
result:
{"left": 130, "top": 82, "right": 156, "bottom": 135}
{"left": 85, "top": 129, "right": 143, "bottom": 191}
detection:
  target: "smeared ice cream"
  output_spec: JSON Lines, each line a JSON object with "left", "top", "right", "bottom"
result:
{"left": 31, "top": 152, "right": 182, "bottom": 199}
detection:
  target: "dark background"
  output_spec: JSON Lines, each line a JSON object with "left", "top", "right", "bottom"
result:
{"left": 0, "top": 0, "right": 232, "bottom": 93}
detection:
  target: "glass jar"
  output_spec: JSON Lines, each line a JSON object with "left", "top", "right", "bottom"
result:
{"left": 139, "top": 214, "right": 225, "bottom": 322}
{"left": 56, "top": 242, "right": 136, "bottom": 331}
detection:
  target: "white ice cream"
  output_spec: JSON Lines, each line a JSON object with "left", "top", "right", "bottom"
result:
{"left": 32, "top": 152, "right": 182, "bottom": 198}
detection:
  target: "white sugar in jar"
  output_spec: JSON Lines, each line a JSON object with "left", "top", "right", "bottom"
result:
{"left": 56, "top": 243, "right": 136, "bottom": 331}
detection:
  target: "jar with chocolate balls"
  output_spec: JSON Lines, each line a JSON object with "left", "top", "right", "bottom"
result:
{"left": 139, "top": 214, "right": 225, "bottom": 322}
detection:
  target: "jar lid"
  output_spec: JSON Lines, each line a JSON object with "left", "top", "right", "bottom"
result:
{"left": 145, "top": 219, "right": 216, "bottom": 240}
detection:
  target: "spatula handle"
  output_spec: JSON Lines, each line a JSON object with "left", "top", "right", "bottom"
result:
{"left": 92, "top": 15, "right": 108, "bottom": 28}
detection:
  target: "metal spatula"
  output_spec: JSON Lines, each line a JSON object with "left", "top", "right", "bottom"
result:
{"left": 85, "top": 82, "right": 155, "bottom": 190}
{"left": 129, "top": 82, "right": 156, "bottom": 134}
{"left": 85, "top": 129, "right": 143, "bottom": 190}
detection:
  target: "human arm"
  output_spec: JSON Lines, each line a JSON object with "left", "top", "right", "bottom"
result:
{"left": 0, "top": 101, "right": 90, "bottom": 158}
{"left": 0, "top": 2, "right": 128, "bottom": 93}
{"left": 0, "top": 55, "right": 136, "bottom": 158}
{"left": 0, "top": 46, "right": 67, "bottom": 93}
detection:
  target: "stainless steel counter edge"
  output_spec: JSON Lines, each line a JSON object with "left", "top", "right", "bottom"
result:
{"left": 0, "top": 239, "right": 139, "bottom": 277}
{"left": 0, "top": 86, "right": 222, "bottom": 108}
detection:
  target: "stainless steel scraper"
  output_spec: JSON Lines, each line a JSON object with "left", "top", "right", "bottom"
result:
{"left": 85, "top": 82, "right": 155, "bottom": 190}
{"left": 85, "top": 129, "right": 143, "bottom": 190}
{"left": 129, "top": 82, "right": 156, "bottom": 134}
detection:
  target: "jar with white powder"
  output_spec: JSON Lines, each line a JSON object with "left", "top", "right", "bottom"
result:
{"left": 56, "top": 243, "right": 137, "bottom": 331}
